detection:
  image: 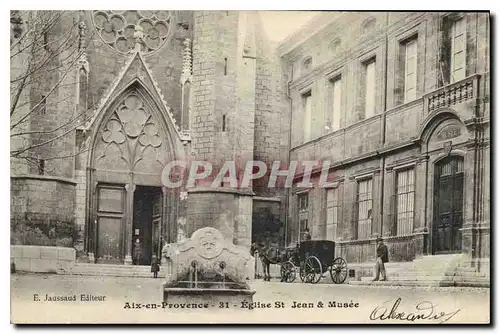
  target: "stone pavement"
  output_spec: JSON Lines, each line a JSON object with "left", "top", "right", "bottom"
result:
{"left": 10, "top": 273, "right": 490, "bottom": 324}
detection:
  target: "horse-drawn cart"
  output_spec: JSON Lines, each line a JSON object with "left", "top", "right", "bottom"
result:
{"left": 280, "top": 240, "right": 348, "bottom": 284}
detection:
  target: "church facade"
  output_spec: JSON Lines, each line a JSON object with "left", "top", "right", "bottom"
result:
{"left": 10, "top": 11, "right": 490, "bottom": 271}
{"left": 10, "top": 10, "right": 289, "bottom": 265}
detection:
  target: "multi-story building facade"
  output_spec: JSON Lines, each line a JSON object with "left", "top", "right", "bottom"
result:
{"left": 10, "top": 11, "right": 490, "bottom": 274}
{"left": 280, "top": 12, "right": 490, "bottom": 271}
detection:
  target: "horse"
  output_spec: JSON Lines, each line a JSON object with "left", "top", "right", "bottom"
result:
{"left": 251, "top": 242, "right": 294, "bottom": 282}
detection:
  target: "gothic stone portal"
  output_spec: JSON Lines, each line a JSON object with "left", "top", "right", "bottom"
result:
{"left": 89, "top": 89, "right": 173, "bottom": 264}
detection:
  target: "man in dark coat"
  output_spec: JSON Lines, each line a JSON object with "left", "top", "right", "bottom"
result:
{"left": 133, "top": 239, "right": 142, "bottom": 265}
{"left": 302, "top": 228, "right": 312, "bottom": 241}
{"left": 373, "top": 236, "right": 388, "bottom": 281}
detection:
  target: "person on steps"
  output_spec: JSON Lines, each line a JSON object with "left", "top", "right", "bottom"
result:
{"left": 373, "top": 237, "right": 388, "bottom": 281}
{"left": 133, "top": 239, "right": 142, "bottom": 265}
{"left": 151, "top": 255, "right": 160, "bottom": 279}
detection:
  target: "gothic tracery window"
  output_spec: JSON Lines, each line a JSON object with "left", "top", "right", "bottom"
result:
{"left": 92, "top": 10, "right": 173, "bottom": 54}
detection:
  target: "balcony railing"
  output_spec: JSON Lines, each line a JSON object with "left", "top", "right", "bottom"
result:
{"left": 424, "top": 74, "right": 481, "bottom": 114}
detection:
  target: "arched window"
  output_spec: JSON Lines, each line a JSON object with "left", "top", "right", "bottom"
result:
{"left": 329, "top": 38, "right": 342, "bottom": 53}
{"left": 361, "top": 17, "right": 376, "bottom": 35}
{"left": 301, "top": 57, "right": 312, "bottom": 73}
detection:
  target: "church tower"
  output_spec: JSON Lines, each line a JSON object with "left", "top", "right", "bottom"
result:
{"left": 185, "top": 11, "right": 259, "bottom": 248}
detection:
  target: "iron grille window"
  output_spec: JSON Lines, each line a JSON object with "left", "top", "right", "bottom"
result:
{"left": 326, "top": 187, "right": 341, "bottom": 241}
{"left": 298, "top": 192, "right": 309, "bottom": 240}
{"left": 395, "top": 168, "right": 415, "bottom": 236}
{"left": 356, "top": 178, "right": 373, "bottom": 239}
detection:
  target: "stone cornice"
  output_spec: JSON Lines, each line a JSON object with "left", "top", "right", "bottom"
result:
{"left": 253, "top": 196, "right": 281, "bottom": 203}
{"left": 187, "top": 187, "right": 255, "bottom": 197}
{"left": 11, "top": 174, "right": 77, "bottom": 185}
{"left": 278, "top": 12, "right": 341, "bottom": 57}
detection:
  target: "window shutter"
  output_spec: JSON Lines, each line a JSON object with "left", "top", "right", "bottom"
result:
{"left": 404, "top": 39, "right": 418, "bottom": 103}
{"left": 451, "top": 17, "right": 466, "bottom": 82}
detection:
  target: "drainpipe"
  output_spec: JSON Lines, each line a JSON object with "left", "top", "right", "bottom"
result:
{"left": 284, "top": 64, "right": 294, "bottom": 247}
{"left": 378, "top": 13, "right": 389, "bottom": 239}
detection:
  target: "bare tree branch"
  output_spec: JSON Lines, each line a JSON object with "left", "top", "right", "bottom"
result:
{"left": 10, "top": 10, "right": 93, "bottom": 164}
{"left": 10, "top": 50, "right": 83, "bottom": 130}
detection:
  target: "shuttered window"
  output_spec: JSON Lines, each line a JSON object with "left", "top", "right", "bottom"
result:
{"left": 331, "top": 77, "right": 342, "bottom": 131}
{"left": 303, "top": 93, "right": 312, "bottom": 142}
{"left": 396, "top": 169, "right": 415, "bottom": 236}
{"left": 298, "top": 193, "right": 309, "bottom": 241}
{"left": 451, "top": 17, "right": 466, "bottom": 83}
{"left": 357, "top": 179, "right": 373, "bottom": 239}
{"left": 326, "top": 187, "right": 341, "bottom": 241}
{"left": 364, "top": 59, "right": 376, "bottom": 118}
{"left": 404, "top": 39, "right": 418, "bottom": 103}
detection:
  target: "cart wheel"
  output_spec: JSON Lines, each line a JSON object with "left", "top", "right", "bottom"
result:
{"left": 280, "top": 261, "right": 296, "bottom": 283}
{"left": 302, "top": 256, "right": 322, "bottom": 284}
{"left": 330, "top": 257, "right": 348, "bottom": 284}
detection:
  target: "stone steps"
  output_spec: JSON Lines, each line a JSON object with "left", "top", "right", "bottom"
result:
{"left": 350, "top": 277, "right": 490, "bottom": 288}
{"left": 64, "top": 263, "right": 168, "bottom": 278}
{"left": 349, "top": 280, "right": 454, "bottom": 287}
{"left": 349, "top": 254, "right": 490, "bottom": 288}
{"left": 361, "top": 275, "right": 446, "bottom": 282}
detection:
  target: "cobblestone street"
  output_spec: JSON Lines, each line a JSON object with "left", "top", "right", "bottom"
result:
{"left": 11, "top": 273, "right": 490, "bottom": 324}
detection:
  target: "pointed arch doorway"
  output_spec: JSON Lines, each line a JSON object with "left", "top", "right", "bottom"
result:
{"left": 432, "top": 155, "right": 464, "bottom": 254}
{"left": 87, "top": 84, "right": 178, "bottom": 264}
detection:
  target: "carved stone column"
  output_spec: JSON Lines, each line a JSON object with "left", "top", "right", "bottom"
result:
{"left": 161, "top": 187, "right": 169, "bottom": 243}
{"left": 180, "top": 37, "right": 192, "bottom": 134}
{"left": 414, "top": 157, "right": 429, "bottom": 233}
{"left": 371, "top": 170, "right": 381, "bottom": 238}
{"left": 124, "top": 183, "right": 136, "bottom": 265}
{"left": 87, "top": 177, "right": 97, "bottom": 263}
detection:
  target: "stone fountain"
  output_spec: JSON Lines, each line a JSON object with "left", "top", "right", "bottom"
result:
{"left": 161, "top": 227, "right": 255, "bottom": 305}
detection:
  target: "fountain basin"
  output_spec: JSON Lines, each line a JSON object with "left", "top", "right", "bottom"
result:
{"left": 161, "top": 227, "right": 256, "bottom": 307}
{"left": 163, "top": 286, "right": 256, "bottom": 306}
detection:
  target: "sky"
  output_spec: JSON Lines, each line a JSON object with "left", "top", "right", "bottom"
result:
{"left": 258, "top": 11, "right": 320, "bottom": 42}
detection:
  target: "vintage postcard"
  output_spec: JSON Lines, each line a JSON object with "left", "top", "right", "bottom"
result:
{"left": 9, "top": 10, "right": 490, "bottom": 324}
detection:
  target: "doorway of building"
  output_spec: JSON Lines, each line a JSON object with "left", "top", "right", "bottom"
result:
{"left": 132, "top": 186, "right": 162, "bottom": 265}
{"left": 95, "top": 184, "right": 125, "bottom": 264}
{"left": 432, "top": 156, "right": 464, "bottom": 254}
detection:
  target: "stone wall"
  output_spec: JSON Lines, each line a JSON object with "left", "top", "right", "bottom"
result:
{"left": 186, "top": 190, "right": 252, "bottom": 248}
{"left": 11, "top": 176, "right": 76, "bottom": 248}
{"left": 11, "top": 245, "right": 76, "bottom": 274}
{"left": 190, "top": 11, "right": 219, "bottom": 161}
{"left": 85, "top": 11, "right": 191, "bottom": 126}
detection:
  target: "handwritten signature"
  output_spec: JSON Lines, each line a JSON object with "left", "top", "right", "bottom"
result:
{"left": 370, "top": 297, "right": 460, "bottom": 323}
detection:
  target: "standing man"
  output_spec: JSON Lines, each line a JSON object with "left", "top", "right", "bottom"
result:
{"left": 150, "top": 255, "right": 160, "bottom": 278}
{"left": 373, "top": 237, "right": 388, "bottom": 281}
{"left": 302, "top": 228, "right": 312, "bottom": 241}
{"left": 133, "top": 239, "right": 142, "bottom": 265}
